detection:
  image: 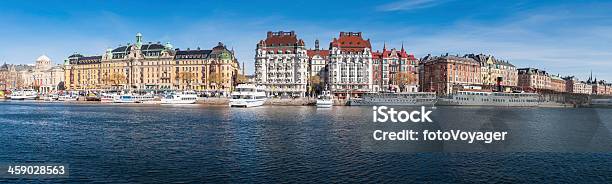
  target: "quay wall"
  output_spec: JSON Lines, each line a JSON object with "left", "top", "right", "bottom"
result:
{"left": 539, "top": 91, "right": 611, "bottom": 107}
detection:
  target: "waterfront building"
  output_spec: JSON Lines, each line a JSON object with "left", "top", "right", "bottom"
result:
{"left": 372, "top": 44, "right": 418, "bottom": 92}
{"left": 65, "top": 33, "right": 240, "bottom": 92}
{"left": 0, "top": 63, "right": 27, "bottom": 90}
{"left": 306, "top": 40, "right": 330, "bottom": 92}
{"left": 174, "top": 42, "right": 240, "bottom": 92}
{"left": 328, "top": 32, "right": 373, "bottom": 97}
{"left": 65, "top": 54, "right": 102, "bottom": 90}
{"left": 563, "top": 76, "right": 592, "bottom": 94}
{"left": 591, "top": 81, "right": 610, "bottom": 95}
{"left": 0, "top": 56, "right": 64, "bottom": 93}
{"left": 466, "top": 54, "right": 517, "bottom": 91}
{"left": 517, "top": 68, "right": 551, "bottom": 91}
{"left": 419, "top": 54, "right": 481, "bottom": 96}
{"left": 255, "top": 31, "right": 308, "bottom": 97}
{"left": 549, "top": 74, "right": 567, "bottom": 93}
{"left": 30, "top": 55, "right": 65, "bottom": 93}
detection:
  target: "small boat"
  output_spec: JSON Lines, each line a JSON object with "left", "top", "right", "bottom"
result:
{"left": 86, "top": 93, "right": 100, "bottom": 101}
{"left": 229, "top": 84, "right": 267, "bottom": 107}
{"left": 9, "top": 89, "right": 38, "bottom": 100}
{"left": 161, "top": 91, "right": 197, "bottom": 104}
{"left": 58, "top": 91, "right": 79, "bottom": 101}
{"left": 316, "top": 91, "right": 333, "bottom": 108}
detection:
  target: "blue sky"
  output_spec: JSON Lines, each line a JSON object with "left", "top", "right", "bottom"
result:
{"left": 1, "top": 0, "right": 611, "bottom": 81}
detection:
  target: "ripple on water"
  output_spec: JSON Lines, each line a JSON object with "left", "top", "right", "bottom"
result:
{"left": 1, "top": 102, "right": 612, "bottom": 183}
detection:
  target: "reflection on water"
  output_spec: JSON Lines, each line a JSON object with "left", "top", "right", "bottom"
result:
{"left": 0, "top": 102, "right": 611, "bottom": 183}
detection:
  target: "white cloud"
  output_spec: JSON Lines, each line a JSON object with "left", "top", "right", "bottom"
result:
{"left": 376, "top": 0, "right": 453, "bottom": 12}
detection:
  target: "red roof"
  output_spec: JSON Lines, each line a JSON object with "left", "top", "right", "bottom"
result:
{"left": 329, "top": 32, "right": 371, "bottom": 52}
{"left": 258, "top": 31, "right": 305, "bottom": 48}
{"left": 372, "top": 51, "right": 382, "bottom": 59}
{"left": 307, "top": 50, "right": 330, "bottom": 59}
{"left": 380, "top": 47, "right": 415, "bottom": 59}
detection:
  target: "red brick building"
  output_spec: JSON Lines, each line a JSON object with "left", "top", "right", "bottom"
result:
{"left": 372, "top": 44, "right": 418, "bottom": 92}
{"left": 419, "top": 54, "right": 481, "bottom": 96}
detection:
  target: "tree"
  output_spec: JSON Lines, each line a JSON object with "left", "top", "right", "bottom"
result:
{"left": 57, "top": 81, "right": 65, "bottom": 91}
{"left": 393, "top": 72, "right": 417, "bottom": 92}
{"left": 236, "top": 74, "right": 248, "bottom": 84}
{"left": 110, "top": 73, "right": 126, "bottom": 88}
{"left": 179, "top": 71, "right": 195, "bottom": 90}
{"left": 207, "top": 72, "right": 222, "bottom": 90}
{"left": 308, "top": 75, "right": 322, "bottom": 96}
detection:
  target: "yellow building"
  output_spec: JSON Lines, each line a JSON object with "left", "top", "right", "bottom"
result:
{"left": 64, "top": 33, "right": 240, "bottom": 92}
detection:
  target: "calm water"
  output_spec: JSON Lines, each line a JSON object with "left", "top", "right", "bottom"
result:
{"left": 1, "top": 101, "right": 612, "bottom": 183}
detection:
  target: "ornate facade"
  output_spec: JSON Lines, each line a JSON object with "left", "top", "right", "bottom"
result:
{"left": 65, "top": 33, "right": 239, "bottom": 92}
{"left": 328, "top": 32, "right": 373, "bottom": 97}
{"left": 31, "top": 55, "right": 64, "bottom": 93}
{"left": 466, "top": 54, "right": 517, "bottom": 90}
{"left": 0, "top": 56, "right": 63, "bottom": 93}
{"left": 255, "top": 31, "right": 308, "bottom": 97}
{"left": 518, "top": 68, "right": 551, "bottom": 91}
{"left": 372, "top": 44, "right": 418, "bottom": 92}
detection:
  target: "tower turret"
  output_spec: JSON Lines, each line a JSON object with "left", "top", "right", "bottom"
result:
{"left": 135, "top": 32, "right": 143, "bottom": 48}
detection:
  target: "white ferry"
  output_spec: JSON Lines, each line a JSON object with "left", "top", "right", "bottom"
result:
{"left": 161, "top": 91, "right": 197, "bottom": 104}
{"left": 590, "top": 99, "right": 612, "bottom": 108}
{"left": 10, "top": 89, "right": 38, "bottom": 100}
{"left": 316, "top": 91, "right": 333, "bottom": 108}
{"left": 229, "top": 84, "right": 267, "bottom": 107}
{"left": 114, "top": 94, "right": 136, "bottom": 103}
{"left": 136, "top": 93, "right": 160, "bottom": 104}
{"left": 437, "top": 91, "right": 539, "bottom": 107}
{"left": 349, "top": 92, "right": 436, "bottom": 106}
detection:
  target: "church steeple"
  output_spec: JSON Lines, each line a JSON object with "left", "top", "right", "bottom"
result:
{"left": 382, "top": 42, "right": 387, "bottom": 52}
{"left": 315, "top": 39, "right": 320, "bottom": 50}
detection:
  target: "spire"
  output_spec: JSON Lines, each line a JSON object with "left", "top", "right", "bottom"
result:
{"left": 315, "top": 39, "right": 320, "bottom": 50}
{"left": 401, "top": 41, "right": 405, "bottom": 52}
{"left": 383, "top": 42, "right": 387, "bottom": 52}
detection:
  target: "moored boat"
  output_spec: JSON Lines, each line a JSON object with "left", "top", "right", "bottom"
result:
{"left": 348, "top": 92, "right": 436, "bottom": 106}
{"left": 135, "top": 93, "right": 160, "bottom": 104}
{"left": 229, "top": 84, "right": 267, "bottom": 107}
{"left": 9, "top": 89, "right": 38, "bottom": 100}
{"left": 437, "top": 91, "right": 539, "bottom": 107}
{"left": 58, "top": 91, "right": 79, "bottom": 101}
{"left": 316, "top": 91, "right": 333, "bottom": 108}
{"left": 161, "top": 91, "right": 197, "bottom": 104}
{"left": 114, "top": 94, "right": 136, "bottom": 103}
